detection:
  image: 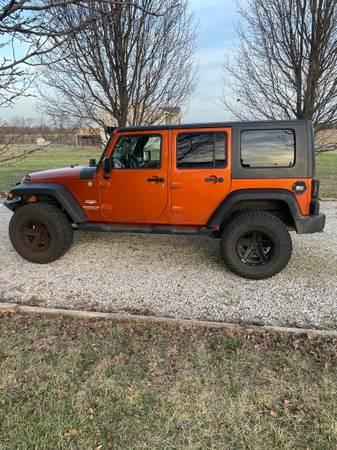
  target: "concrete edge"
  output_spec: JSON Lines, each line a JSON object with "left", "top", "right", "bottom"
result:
{"left": 0, "top": 303, "right": 18, "bottom": 313}
{"left": 1, "top": 302, "right": 337, "bottom": 337}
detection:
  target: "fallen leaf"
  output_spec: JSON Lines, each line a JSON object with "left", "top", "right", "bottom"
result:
{"left": 107, "top": 432, "right": 113, "bottom": 448}
{"left": 64, "top": 428, "right": 78, "bottom": 437}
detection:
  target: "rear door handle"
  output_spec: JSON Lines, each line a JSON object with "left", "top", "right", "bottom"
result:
{"left": 204, "top": 176, "right": 224, "bottom": 183}
{"left": 147, "top": 176, "right": 165, "bottom": 183}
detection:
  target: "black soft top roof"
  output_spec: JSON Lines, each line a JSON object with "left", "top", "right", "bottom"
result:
{"left": 114, "top": 119, "right": 310, "bottom": 133}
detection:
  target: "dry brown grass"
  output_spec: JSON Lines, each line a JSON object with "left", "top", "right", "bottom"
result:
{"left": 1, "top": 314, "right": 337, "bottom": 449}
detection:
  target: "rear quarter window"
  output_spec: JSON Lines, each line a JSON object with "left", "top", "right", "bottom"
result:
{"left": 241, "top": 129, "right": 295, "bottom": 168}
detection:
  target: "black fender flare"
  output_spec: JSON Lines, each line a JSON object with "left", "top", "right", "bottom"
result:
{"left": 5, "top": 183, "right": 88, "bottom": 223}
{"left": 207, "top": 188, "right": 305, "bottom": 232}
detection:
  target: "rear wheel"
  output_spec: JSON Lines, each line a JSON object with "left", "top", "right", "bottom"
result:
{"left": 220, "top": 211, "right": 292, "bottom": 279}
{"left": 9, "top": 203, "right": 73, "bottom": 263}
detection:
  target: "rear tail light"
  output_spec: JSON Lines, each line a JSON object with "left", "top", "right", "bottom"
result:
{"left": 312, "top": 179, "right": 320, "bottom": 198}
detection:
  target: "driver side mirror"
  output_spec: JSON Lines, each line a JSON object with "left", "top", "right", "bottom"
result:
{"left": 103, "top": 157, "right": 112, "bottom": 179}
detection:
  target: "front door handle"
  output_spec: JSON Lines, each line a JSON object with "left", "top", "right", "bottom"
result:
{"left": 147, "top": 176, "right": 165, "bottom": 183}
{"left": 204, "top": 176, "right": 224, "bottom": 183}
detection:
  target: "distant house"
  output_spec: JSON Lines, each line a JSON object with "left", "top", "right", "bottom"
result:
{"left": 36, "top": 136, "right": 51, "bottom": 146}
{"left": 102, "top": 106, "right": 182, "bottom": 129}
{"left": 157, "top": 107, "right": 182, "bottom": 125}
{"left": 74, "top": 128, "right": 102, "bottom": 147}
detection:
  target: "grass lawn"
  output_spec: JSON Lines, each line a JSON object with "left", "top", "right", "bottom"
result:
{"left": 0, "top": 146, "right": 102, "bottom": 192}
{"left": 316, "top": 152, "right": 337, "bottom": 198}
{"left": 0, "top": 146, "right": 336, "bottom": 197}
{"left": 1, "top": 315, "right": 337, "bottom": 449}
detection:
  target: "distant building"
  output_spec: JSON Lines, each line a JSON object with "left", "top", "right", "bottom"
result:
{"left": 36, "top": 136, "right": 51, "bottom": 146}
{"left": 157, "top": 107, "right": 182, "bottom": 125}
{"left": 102, "top": 106, "right": 182, "bottom": 128}
{"left": 74, "top": 128, "right": 102, "bottom": 147}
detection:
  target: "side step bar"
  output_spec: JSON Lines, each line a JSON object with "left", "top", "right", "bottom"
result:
{"left": 77, "top": 223, "right": 214, "bottom": 236}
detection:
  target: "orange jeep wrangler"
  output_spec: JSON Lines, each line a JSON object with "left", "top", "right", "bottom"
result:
{"left": 5, "top": 120, "right": 325, "bottom": 279}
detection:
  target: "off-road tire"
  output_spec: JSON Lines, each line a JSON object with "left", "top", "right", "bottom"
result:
{"left": 9, "top": 203, "right": 73, "bottom": 264}
{"left": 220, "top": 211, "right": 292, "bottom": 279}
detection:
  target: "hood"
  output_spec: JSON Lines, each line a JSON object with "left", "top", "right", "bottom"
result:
{"left": 26, "top": 166, "right": 94, "bottom": 182}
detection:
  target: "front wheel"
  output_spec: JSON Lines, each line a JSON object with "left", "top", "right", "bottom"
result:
{"left": 220, "top": 211, "right": 292, "bottom": 279}
{"left": 9, "top": 203, "right": 73, "bottom": 264}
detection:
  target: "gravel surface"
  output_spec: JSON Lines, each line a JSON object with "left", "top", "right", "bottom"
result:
{"left": 0, "top": 201, "right": 337, "bottom": 329}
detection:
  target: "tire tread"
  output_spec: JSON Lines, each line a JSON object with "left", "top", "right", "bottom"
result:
{"left": 220, "top": 211, "right": 292, "bottom": 279}
{"left": 9, "top": 203, "right": 73, "bottom": 263}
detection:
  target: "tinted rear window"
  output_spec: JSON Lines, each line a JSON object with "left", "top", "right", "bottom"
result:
{"left": 176, "top": 132, "right": 226, "bottom": 168}
{"left": 241, "top": 129, "right": 295, "bottom": 168}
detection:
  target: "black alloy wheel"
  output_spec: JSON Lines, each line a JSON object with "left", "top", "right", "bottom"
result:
{"left": 220, "top": 211, "right": 293, "bottom": 279}
{"left": 236, "top": 230, "right": 274, "bottom": 266}
{"left": 9, "top": 203, "right": 73, "bottom": 263}
{"left": 22, "top": 220, "right": 51, "bottom": 252}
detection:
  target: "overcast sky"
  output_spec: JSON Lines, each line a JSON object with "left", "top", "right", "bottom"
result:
{"left": 185, "top": 0, "right": 239, "bottom": 122}
{"left": 0, "top": 0, "right": 240, "bottom": 123}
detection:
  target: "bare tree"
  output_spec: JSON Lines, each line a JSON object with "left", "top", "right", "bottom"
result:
{"left": 0, "top": 0, "right": 172, "bottom": 108}
{"left": 0, "top": 0, "right": 174, "bottom": 167}
{"left": 222, "top": 0, "right": 337, "bottom": 152}
{"left": 40, "top": 0, "right": 197, "bottom": 127}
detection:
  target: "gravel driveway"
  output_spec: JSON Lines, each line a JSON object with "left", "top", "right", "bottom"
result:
{"left": 0, "top": 201, "right": 336, "bottom": 329}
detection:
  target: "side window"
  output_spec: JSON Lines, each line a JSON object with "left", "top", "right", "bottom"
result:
{"left": 176, "top": 132, "right": 226, "bottom": 169}
{"left": 112, "top": 134, "right": 161, "bottom": 169}
{"left": 241, "top": 129, "right": 295, "bottom": 168}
